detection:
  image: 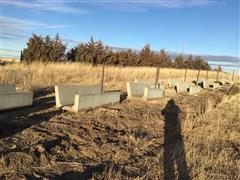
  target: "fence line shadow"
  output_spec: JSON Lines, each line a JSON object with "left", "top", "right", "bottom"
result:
{"left": 162, "top": 99, "right": 191, "bottom": 180}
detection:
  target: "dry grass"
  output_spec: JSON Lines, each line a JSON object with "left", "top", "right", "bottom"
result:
{"left": 0, "top": 62, "right": 237, "bottom": 90}
{"left": 184, "top": 93, "right": 240, "bottom": 179}
{"left": 0, "top": 62, "right": 239, "bottom": 179}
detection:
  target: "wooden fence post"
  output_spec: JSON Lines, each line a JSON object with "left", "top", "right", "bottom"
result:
{"left": 155, "top": 66, "right": 160, "bottom": 89}
{"left": 197, "top": 69, "right": 200, "bottom": 82}
{"left": 184, "top": 69, "right": 187, "bottom": 82}
{"left": 101, "top": 62, "right": 105, "bottom": 93}
{"left": 206, "top": 69, "right": 209, "bottom": 80}
{"left": 216, "top": 67, "right": 220, "bottom": 82}
{"left": 232, "top": 70, "right": 235, "bottom": 81}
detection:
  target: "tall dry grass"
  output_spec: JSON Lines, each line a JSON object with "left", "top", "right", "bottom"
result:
{"left": 184, "top": 93, "right": 240, "bottom": 179}
{"left": 0, "top": 62, "right": 237, "bottom": 90}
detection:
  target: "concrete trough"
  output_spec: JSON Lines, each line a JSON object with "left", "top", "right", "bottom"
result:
{"left": 0, "top": 92, "right": 33, "bottom": 111}
{"left": 213, "top": 82, "right": 221, "bottom": 89}
{"left": 189, "top": 86, "right": 201, "bottom": 95}
{"left": 176, "top": 82, "right": 190, "bottom": 93}
{"left": 134, "top": 79, "right": 155, "bottom": 87}
{"left": 143, "top": 87, "right": 164, "bottom": 100}
{"left": 202, "top": 80, "right": 211, "bottom": 89}
{"left": 0, "top": 84, "right": 16, "bottom": 93}
{"left": 55, "top": 84, "right": 101, "bottom": 108}
{"left": 168, "top": 78, "right": 182, "bottom": 88}
{"left": 127, "top": 82, "right": 147, "bottom": 98}
{"left": 63, "top": 92, "right": 121, "bottom": 112}
{"left": 134, "top": 79, "right": 165, "bottom": 90}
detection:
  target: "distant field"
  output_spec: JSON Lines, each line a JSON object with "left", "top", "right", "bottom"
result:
{"left": 0, "top": 57, "right": 19, "bottom": 63}
{"left": 0, "top": 62, "right": 237, "bottom": 90}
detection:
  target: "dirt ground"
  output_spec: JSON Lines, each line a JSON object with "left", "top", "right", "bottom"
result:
{"left": 0, "top": 84, "right": 238, "bottom": 179}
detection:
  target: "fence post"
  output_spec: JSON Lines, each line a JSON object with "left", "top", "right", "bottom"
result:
{"left": 206, "top": 69, "right": 209, "bottom": 80}
{"left": 216, "top": 69, "right": 219, "bottom": 82}
{"left": 155, "top": 66, "right": 160, "bottom": 89}
{"left": 184, "top": 69, "right": 187, "bottom": 82}
{"left": 101, "top": 62, "right": 105, "bottom": 94}
{"left": 232, "top": 70, "right": 235, "bottom": 81}
{"left": 197, "top": 69, "right": 200, "bottom": 82}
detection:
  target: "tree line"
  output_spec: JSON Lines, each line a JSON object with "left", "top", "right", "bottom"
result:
{"left": 21, "top": 34, "right": 211, "bottom": 70}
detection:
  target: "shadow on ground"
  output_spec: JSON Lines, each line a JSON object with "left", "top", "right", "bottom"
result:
{"left": 0, "top": 87, "right": 61, "bottom": 139}
{"left": 162, "top": 99, "right": 191, "bottom": 180}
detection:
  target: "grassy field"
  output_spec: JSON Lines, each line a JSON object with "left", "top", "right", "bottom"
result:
{"left": 0, "top": 62, "right": 239, "bottom": 179}
{"left": 0, "top": 62, "right": 237, "bottom": 90}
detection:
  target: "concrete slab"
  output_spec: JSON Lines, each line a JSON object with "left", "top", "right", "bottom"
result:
{"left": 0, "top": 92, "right": 33, "bottom": 111}
{"left": 189, "top": 86, "right": 201, "bottom": 95}
{"left": 127, "top": 82, "right": 148, "bottom": 98}
{"left": 221, "top": 78, "right": 227, "bottom": 85}
{"left": 158, "top": 84, "right": 166, "bottom": 90}
{"left": 176, "top": 82, "right": 190, "bottom": 93}
{"left": 134, "top": 79, "right": 155, "bottom": 86}
{"left": 143, "top": 87, "right": 164, "bottom": 100}
{"left": 226, "top": 80, "right": 234, "bottom": 85}
{"left": 213, "top": 82, "right": 221, "bottom": 89}
{"left": 202, "top": 80, "right": 210, "bottom": 89}
{"left": 168, "top": 78, "right": 182, "bottom": 87}
{"left": 55, "top": 85, "right": 101, "bottom": 108}
{"left": 134, "top": 79, "right": 165, "bottom": 90}
{"left": 63, "top": 92, "right": 121, "bottom": 112}
{"left": 0, "top": 84, "right": 16, "bottom": 93}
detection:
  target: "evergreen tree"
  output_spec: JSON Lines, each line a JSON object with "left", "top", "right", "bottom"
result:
{"left": 157, "top": 49, "right": 172, "bottom": 67}
{"left": 138, "top": 44, "right": 156, "bottom": 66}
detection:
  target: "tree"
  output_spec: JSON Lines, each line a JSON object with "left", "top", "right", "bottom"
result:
{"left": 157, "top": 49, "right": 172, "bottom": 67}
{"left": 22, "top": 34, "right": 66, "bottom": 63}
{"left": 173, "top": 54, "right": 186, "bottom": 68}
{"left": 184, "top": 54, "right": 194, "bottom": 69}
{"left": 138, "top": 44, "right": 157, "bottom": 66}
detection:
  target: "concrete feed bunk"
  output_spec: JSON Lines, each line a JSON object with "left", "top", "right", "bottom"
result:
{"left": 0, "top": 92, "right": 33, "bottom": 111}
{"left": 0, "top": 84, "right": 33, "bottom": 111}
{"left": 63, "top": 92, "right": 121, "bottom": 112}
{"left": 143, "top": 87, "right": 164, "bottom": 100}
{"left": 55, "top": 85, "right": 121, "bottom": 112}
{"left": 0, "top": 84, "right": 16, "bottom": 93}
{"left": 189, "top": 86, "right": 201, "bottom": 95}
{"left": 168, "top": 78, "right": 182, "bottom": 88}
{"left": 134, "top": 79, "right": 155, "bottom": 87}
{"left": 127, "top": 82, "right": 164, "bottom": 100}
{"left": 134, "top": 79, "right": 166, "bottom": 90}
{"left": 127, "top": 82, "right": 147, "bottom": 98}
{"left": 176, "top": 82, "right": 190, "bottom": 93}
{"left": 55, "top": 85, "right": 101, "bottom": 108}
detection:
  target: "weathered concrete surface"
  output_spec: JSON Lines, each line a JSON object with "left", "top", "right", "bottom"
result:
{"left": 176, "top": 82, "right": 190, "bottom": 93}
{"left": 213, "top": 83, "right": 221, "bottom": 89}
{"left": 63, "top": 92, "right": 121, "bottom": 112}
{"left": 168, "top": 78, "right": 182, "bottom": 87}
{"left": 134, "top": 79, "right": 155, "bottom": 86}
{"left": 202, "top": 80, "right": 210, "bottom": 89}
{"left": 0, "top": 84, "right": 16, "bottom": 93}
{"left": 55, "top": 85, "right": 101, "bottom": 108}
{"left": 221, "top": 78, "right": 227, "bottom": 85}
{"left": 189, "top": 86, "right": 201, "bottom": 95}
{"left": 127, "top": 82, "right": 148, "bottom": 98}
{"left": 158, "top": 84, "right": 166, "bottom": 90}
{"left": 134, "top": 79, "right": 165, "bottom": 89}
{"left": 0, "top": 92, "right": 33, "bottom": 111}
{"left": 143, "top": 87, "right": 164, "bottom": 100}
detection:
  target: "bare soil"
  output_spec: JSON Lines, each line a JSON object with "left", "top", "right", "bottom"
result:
{"left": 0, "top": 85, "right": 238, "bottom": 179}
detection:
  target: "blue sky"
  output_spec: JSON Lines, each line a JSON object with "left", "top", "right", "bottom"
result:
{"left": 0, "top": 0, "right": 239, "bottom": 70}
